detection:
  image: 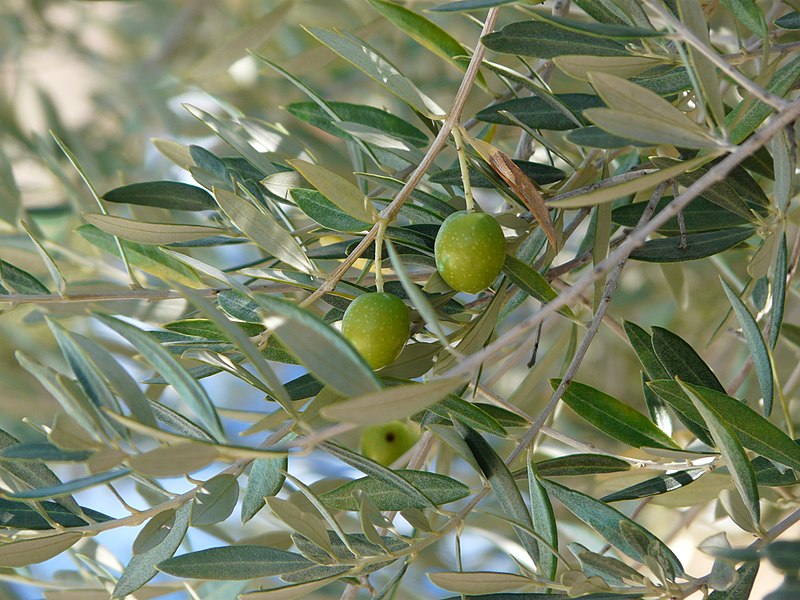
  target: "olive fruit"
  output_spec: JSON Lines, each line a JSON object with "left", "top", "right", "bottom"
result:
{"left": 360, "top": 421, "right": 419, "bottom": 466}
{"left": 434, "top": 211, "right": 506, "bottom": 293}
{"left": 342, "top": 292, "right": 410, "bottom": 369}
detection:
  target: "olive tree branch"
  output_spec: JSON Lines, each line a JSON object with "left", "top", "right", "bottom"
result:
{"left": 301, "top": 7, "right": 502, "bottom": 309}
{"left": 442, "top": 99, "right": 800, "bottom": 383}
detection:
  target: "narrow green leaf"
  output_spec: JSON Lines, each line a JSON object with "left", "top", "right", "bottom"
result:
{"left": 15, "top": 352, "right": 106, "bottom": 440}
{"left": 303, "top": 27, "right": 443, "bottom": 116}
{"left": 552, "top": 379, "right": 680, "bottom": 449}
{"left": 368, "top": 0, "right": 480, "bottom": 80}
{"left": 176, "top": 285, "right": 294, "bottom": 414}
{"left": 239, "top": 576, "right": 341, "bottom": 599}
{"left": 770, "top": 234, "right": 787, "bottom": 349}
{"left": 529, "top": 12, "right": 660, "bottom": 39}
{"left": 476, "top": 94, "right": 601, "bottom": 131}
{"left": 253, "top": 294, "right": 381, "bottom": 397}
{"left": 623, "top": 321, "right": 670, "bottom": 380}
{"left": 288, "top": 159, "right": 375, "bottom": 223}
{"left": 534, "top": 454, "right": 632, "bottom": 477}
{"left": 320, "top": 470, "right": 469, "bottom": 511}
{"left": 612, "top": 197, "right": 751, "bottom": 233}
{"left": 629, "top": 227, "right": 753, "bottom": 263}
{"left": 72, "top": 333, "right": 157, "bottom": 428}
{"left": 157, "top": 545, "right": 312, "bottom": 580}
{"left": 708, "top": 562, "right": 759, "bottom": 599}
{"left": 0, "top": 499, "right": 111, "bottom": 530}
{"left": 112, "top": 503, "right": 191, "bottom": 598}
{"left": 648, "top": 380, "right": 800, "bottom": 472}
{"left": 291, "top": 189, "right": 369, "bottom": 232}
{"left": 5, "top": 469, "right": 130, "bottom": 501}
{"left": 722, "top": 0, "right": 767, "bottom": 37}
{"left": 528, "top": 459, "right": 558, "bottom": 581}
{"left": 430, "top": 0, "right": 520, "bottom": 11}
{"left": 385, "top": 237, "right": 450, "bottom": 348}
{"left": 286, "top": 101, "right": 428, "bottom": 148}
{"left": 0, "top": 443, "right": 91, "bottom": 462}
{"left": 214, "top": 187, "right": 313, "bottom": 274}
{"left": 94, "top": 313, "right": 225, "bottom": 441}
{"left": 133, "top": 510, "right": 176, "bottom": 555}
{"left": 430, "top": 161, "right": 565, "bottom": 188}
{"left": 77, "top": 224, "right": 204, "bottom": 288}
{"left": 191, "top": 474, "right": 239, "bottom": 526}
{"left": 241, "top": 456, "right": 287, "bottom": 523}
{"left": 319, "top": 441, "right": 433, "bottom": 508}
{"left": 129, "top": 444, "right": 218, "bottom": 478}
{"left": 677, "top": 0, "right": 725, "bottom": 127}
{"left": 727, "top": 55, "right": 800, "bottom": 144}
{"left": 650, "top": 157, "right": 754, "bottom": 221}
{"left": 457, "top": 423, "right": 540, "bottom": 567}
{"left": 321, "top": 377, "right": 466, "bottom": 424}
{"left": 503, "top": 255, "right": 575, "bottom": 320}
{"left": 46, "top": 319, "right": 120, "bottom": 437}
{"left": 19, "top": 220, "right": 65, "bottom": 295}
{"left": 776, "top": 12, "right": 800, "bottom": 30}
{"left": 720, "top": 278, "right": 774, "bottom": 415}
{"left": 0, "top": 532, "right": 83, "bottom": 568}
{"left": 425, "top": 394, "right": 507, "bottom": 437}
{"left": 147, "top": 399, "right": 216, "bottom": 442}
{"left": 585, "top": 73, "right": 719, "bottom": 149}
{"left": 541, "top": 478, "right": 683, "bottom": 576}
{"left": 482, "top": 21, "right": 630, "bottom": 58}
{"left": 651, "top": 327, "right": 725, "bottom": 393}
{"left": 184, "top": 105, "right": 278, "bottom": 177}
{"left": 0, "top": 259, "right": 49, "bottom": 294}
{"left": 601, "top": 469, "right": 706, "bottom": 502}
{"left": 0, "top": 429, "right": 80, "bottom": 513}
{"left": 82, "top": 214, "right": 223, "bottom": 245}
{"left": 428, "top": 571, "right": 535, "bottom": 595}
{"left": 677, "top": 380, "right": 760, "bottom": 530}
{"left": 548, "top": 153, "right": 717, "bottom": 208}
{"left": 102, "top": 181, "right": 215, "bottom": 211}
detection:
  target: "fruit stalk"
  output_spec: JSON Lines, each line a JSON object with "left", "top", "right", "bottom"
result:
{"left": 452, "top": 126, "right": 474, "bottom": 213}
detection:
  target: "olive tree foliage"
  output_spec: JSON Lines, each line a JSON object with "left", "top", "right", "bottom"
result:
{"left": 3, "top": 0, "right": 800, "bottom": 598}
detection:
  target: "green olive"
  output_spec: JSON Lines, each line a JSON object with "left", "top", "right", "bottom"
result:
{"left": 434, "top": 211, "right": 506, "bottom": 293}
{"left": 360, "top": 421, "right": 419, "bottom": 466}
{"left": 341, "top": 292, "right": 410, "bottom": 369}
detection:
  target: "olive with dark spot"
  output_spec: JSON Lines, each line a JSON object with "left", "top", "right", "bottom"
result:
{"left": 359, "top": 421, "right": 419, "bottom": 466}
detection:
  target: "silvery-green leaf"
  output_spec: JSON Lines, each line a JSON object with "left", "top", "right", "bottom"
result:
{"left": 158, "top": 545, "right": 312, "bottom": 580}
{"left": 253, "top": 294, "right": 381, "bottom": 397}
{"left": 720, "top": 278, "right": 774, "bottom": 416}
{"left": 82, "top": 214, "right": 224, "bottom": 245}
{"left": 0, "top": 532, "right": 84, "bottom": 568}
{"left": 214, "top": 188, "right": 313, "bottom": 274}
{"left": 322, "top": 377, "right": 466, "bottom": 424}
{"left": 94, "top": 313, "right": 225, "bottom": 441}
{"left": 192, "top": 474, "right": 239, "bottom": 525}
{"left": 304, "top": 27, "right": 443, "bottom": 116}
{"left": 112, "top": 503, "right": 191, "bottom": 598}
{"left": 320, "top": 469, "right": 469, "bottom": 511}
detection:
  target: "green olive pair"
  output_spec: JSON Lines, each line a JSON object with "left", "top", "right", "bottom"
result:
{"left": 341, "top": 210, "right": 505, "bottom": 370}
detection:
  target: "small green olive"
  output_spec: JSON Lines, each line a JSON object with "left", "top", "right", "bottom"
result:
{"left": 342, "top": 292, "right": 410, "bottom": 369}
{"left": 434, "top": 211, "right": 506, "bottom": 293}
{"left": 360, "top": 421, "right": 419, "bottom": 466}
